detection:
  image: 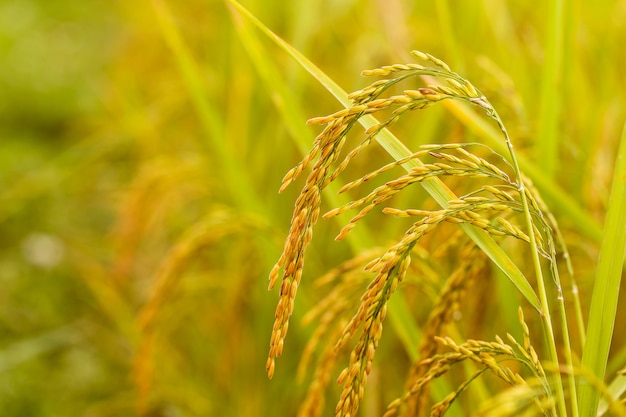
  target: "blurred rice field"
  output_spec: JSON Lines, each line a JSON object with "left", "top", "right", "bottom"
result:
{"left": 0, "top": 0, "right": 625, "bottom": 415}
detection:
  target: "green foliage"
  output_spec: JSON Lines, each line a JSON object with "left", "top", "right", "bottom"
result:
{"left": 0, "top": 0, "right": 625, "bottom": 416}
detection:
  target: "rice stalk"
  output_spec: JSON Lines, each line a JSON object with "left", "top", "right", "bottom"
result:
{"left": 263, "top": 48, "right": 574, "bottom": 416}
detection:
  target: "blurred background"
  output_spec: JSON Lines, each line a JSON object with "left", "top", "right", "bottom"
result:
{"left": 0, "top": 0, "right": 624, "bottom": 415}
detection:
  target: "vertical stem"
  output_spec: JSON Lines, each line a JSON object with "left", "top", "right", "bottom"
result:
{"left": 552, "top": 255, "right": 579, "bottom": 417}
{"left": 492, "top": 112, "right": 567, "bottom": 416}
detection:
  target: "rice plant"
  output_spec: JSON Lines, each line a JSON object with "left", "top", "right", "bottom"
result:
{"left": 242, "top": 8, "right": 626, "bottom": 415}
{"left": 2, "top": 1, "right": 625, "bottom": 416}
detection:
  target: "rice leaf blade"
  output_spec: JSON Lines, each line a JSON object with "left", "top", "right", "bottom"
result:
{"left": 578, "top": 123, "right": 626, "bottom": 416}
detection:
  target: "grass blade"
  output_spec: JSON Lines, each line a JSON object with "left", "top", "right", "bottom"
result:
{"left": 536, "top": 0, "right": 565, "bottom": 178}
{"left": 598, "top": 373, "right": 626, "bottom": 416}
{"left": 578, "top": 123, "right": 626, "bottom": 417}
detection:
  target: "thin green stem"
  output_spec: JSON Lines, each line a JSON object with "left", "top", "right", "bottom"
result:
{"left": 489, "top": 109, "right": 566, "bottom": 417}
{"left": 553, "top": 257, "right": 579, "bottom": 417}
{"left": 549, "top": 211, "right": 586, "bottom": 349}
{"left": 572, "top": 283, "right": 586, "bottom": 349}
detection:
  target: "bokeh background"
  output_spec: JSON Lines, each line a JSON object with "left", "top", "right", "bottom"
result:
{"left": 1, "top": 0, "right": 624, "bottom": 415}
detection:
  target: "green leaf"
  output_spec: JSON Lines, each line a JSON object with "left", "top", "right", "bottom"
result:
{"left": 578, "top": 123, "right": 626, "bottom": 417}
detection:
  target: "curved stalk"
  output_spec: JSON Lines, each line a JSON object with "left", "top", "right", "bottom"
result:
{"left": 487, "top": 108, "right": 567, "bottom": 416}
